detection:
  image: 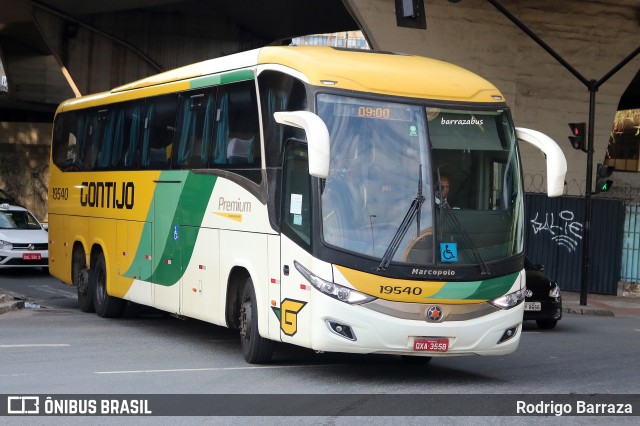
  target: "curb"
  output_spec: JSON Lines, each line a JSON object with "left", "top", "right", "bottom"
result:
{"left": 0, "top": 293, "right": 25, "bottom": 316}
{"left": 563, "top": 302, "right": 614, "bottom": 317}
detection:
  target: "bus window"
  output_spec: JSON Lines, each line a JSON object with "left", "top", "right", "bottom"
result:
{"left": 111, "top": 101, "right": 144, "bottom": 169}
{"left": 141, "top": 94, "right": 178, "bottom": 169}
{"left": 94, "top": 108, "right": 115, "bottom": 170}
{"left": 211, "top": 80, "right": 261, "bottom": 183}
{"left": 78, "top": 109, "right": 97, "bottom": 171}
{"left": 175, "top": 89, "right": 216, "bottom": 169}
{"left": 258, "top": 71, "right": 307, "bottom": 168}
{"left": 282, "top": 143, "right": 311, "bottom": 247}
{"left": 52, "top": 111, "right": 82, "bottom": 172}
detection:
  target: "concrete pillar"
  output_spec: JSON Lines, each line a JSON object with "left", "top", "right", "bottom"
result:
{"left": 0, "top": 122, "right": 51, "bottom": 221}
{"left": 346, "top": 0, "right": 640, "bottom": 195}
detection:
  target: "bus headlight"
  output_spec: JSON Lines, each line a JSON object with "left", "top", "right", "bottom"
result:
{"left": 294, "top": 261, "right": 376, "bottom": 305}
{"left": 490, "top": 288, "right": 525, "bottom": 309}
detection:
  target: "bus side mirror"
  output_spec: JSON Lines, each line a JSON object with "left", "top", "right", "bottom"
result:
{"left": 274, "top": 111, "right": 330, "bottom": 179}
{"left": 515, "top": 127, "right": 567, "bottom": 197}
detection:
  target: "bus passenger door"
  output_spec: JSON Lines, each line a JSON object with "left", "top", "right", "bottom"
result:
{"left": 278, "top": 143, "right": 313, "bottom": 347}
{"left": 152, "top": 178, "right": 182, "bottom": 314}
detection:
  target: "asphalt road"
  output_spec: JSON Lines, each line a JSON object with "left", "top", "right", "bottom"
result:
{"left": 1, "top": 269, "right": 640, "bottom": 422}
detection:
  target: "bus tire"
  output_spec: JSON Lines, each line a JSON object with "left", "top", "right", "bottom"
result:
{"left": 91, "top": 253, "right": 125, "bottom": 318}
{"left": 239, "top": 277, "right": 274, "bottom": 364}
{"left": 74, "top": 248, "right": 94, "bottom": 313}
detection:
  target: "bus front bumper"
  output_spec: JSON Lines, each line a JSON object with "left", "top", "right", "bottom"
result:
{"left": 307, "top": 296, "right": 524, "bottom": 357}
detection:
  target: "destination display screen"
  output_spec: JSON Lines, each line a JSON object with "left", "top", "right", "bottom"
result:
{"left": 336, "top": 103, "right": 412, "bottom": 121}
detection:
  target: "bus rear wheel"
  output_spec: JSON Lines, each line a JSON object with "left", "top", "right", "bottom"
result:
{"left": 91, "top": 253, "right": 125, "bottom": 318}
{"left": 74, "top": 248, "right": 94, "bottom": 313}
{"left": 239, "top": 277, "right": 274, "bottom": 364}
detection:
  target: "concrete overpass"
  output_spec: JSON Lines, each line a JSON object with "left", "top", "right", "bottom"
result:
{"left": 0, "top": 0, "right": 639, "bottom": 219}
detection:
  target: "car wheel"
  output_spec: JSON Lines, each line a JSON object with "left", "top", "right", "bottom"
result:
{"left": 536, "top": 319, "right": 558, "bottom": 330}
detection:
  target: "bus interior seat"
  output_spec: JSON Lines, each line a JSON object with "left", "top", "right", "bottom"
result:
{"left": 149, "top": 147, "right": 167, "bottom": 166}
{"left": 226, "top": 136, "right": 254, "bottom": 164}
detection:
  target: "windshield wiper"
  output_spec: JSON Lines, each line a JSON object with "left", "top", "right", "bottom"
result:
{"left": 436, "top": 177, "right": 490, "bottom": 275}
{"left": 377, "top": 165, "right": 425, "bottom": 271}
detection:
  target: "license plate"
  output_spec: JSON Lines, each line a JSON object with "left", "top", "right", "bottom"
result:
{"left": 22, "top": 253, "right": 41, "bottom": 261}
{"left": 414, "top": 338, "right": 449, "bottom": 352}
{"left": 524, "top": 301, "right": 541, "bottom": 311}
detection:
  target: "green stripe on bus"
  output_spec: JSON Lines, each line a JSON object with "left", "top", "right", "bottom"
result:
{"left": 428, "top": 281, "right": 483, "bottom": 300}
{"left": 431, "top": 272, "right": 518, "bottom": 301}
{"left": 124, "top": 171, "right": 217, "bottom": 286}
{"left": 190, "top": 69, "right": 255, "bottom": 89}
{"left": 467, "top": 272, "right": 519, "bottom": 300}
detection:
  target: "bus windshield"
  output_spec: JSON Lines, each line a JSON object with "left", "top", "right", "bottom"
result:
{"left": 317, "top": 94, "right": 523, "bottom": 268}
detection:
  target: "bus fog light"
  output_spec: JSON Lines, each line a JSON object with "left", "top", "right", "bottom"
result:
{"left": 326, "top": 320, "right": 356, "bottom": 341}
{"left": 498, "top": 325, "right": 519, "bottom": 344}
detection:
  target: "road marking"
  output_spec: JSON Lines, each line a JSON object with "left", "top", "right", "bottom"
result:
{"left": 28, "top": 285, "right": 75, "bottom": 298}
{"left": 0, "top": 344, "right": 71, "bottom": 348}
{"left": 95, "top": 364, "right": 343, "bottom": 375}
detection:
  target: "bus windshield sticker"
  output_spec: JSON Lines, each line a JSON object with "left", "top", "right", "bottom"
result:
{"left": 440, "top": 243, "right": 458, "bottom": 262}
{"left": 290, "top": 194, "right": 302, "bottom": 215}
{"left": 409, "top": 124, "right": 418, "bottom": 137}
{"left": 293, "top": 214, "right": 302, "bottom": 226}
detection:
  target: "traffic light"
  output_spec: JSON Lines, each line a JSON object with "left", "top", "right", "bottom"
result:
{"left": 568, "top": 122, "right": 586, "bottom": 151}
{"left": 594, "top": 163, "right": 613, "bottom": 193}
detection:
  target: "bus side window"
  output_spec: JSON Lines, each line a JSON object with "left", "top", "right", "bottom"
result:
{"left": 52, "top": 112, "right": 81, "bottom": 171}
{"left": 258, "top": 70, "right": 308, "bottom": 168}
{"left": 211, "top": 80, "right": 262, "bottom": 184}
{"left": 141, "top": 94, "right": 178, "bottom": 169}
{"left": 94, "top": 108, "right": 115, "bottom": 170}
{"left": 111, "top": 101, "right": 143, "bottom": 169}
{"left": 79, "top": 110, "right": 97, "bottom": 171}
{"left": 282, "top": 143, "right": 311, "bottom": 247}
{"left": 175, "top": 89, "right": 216, "bottom": 169}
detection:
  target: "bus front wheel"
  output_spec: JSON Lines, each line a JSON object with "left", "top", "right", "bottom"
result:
{"left": 91, "top": 253, "right": 125, "bottom": 318}
{"left": 239, "top": 277, "right": 274, "bottom": 364}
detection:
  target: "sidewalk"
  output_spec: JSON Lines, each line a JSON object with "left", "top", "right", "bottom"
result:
{"left": 562, "top": 291, "right": 640, "bottom": 318}
{"left": 0, "top": 292, "right": 25, "bottom": 315}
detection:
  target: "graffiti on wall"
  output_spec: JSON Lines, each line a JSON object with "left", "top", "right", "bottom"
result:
{"left": 530, "top": 210, "right": 583, "bottom": 253}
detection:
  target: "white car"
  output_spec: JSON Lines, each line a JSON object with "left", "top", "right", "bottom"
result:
{"left": 0, "top": 203, "right": 48, "bottom": 269}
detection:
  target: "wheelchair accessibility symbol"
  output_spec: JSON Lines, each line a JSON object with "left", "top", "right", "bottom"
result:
{"left": 440, "top": 243, "right": 458, "bottom": 262}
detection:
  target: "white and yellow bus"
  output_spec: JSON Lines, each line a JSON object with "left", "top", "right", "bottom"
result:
{"left": 48, "top": 46, "right": 566, "bottom": 363}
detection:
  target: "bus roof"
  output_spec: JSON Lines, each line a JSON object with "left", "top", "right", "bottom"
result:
{"left": 258, "top": 47, "right": 503, "bottom": 103}
{"left": 58, "top": 46, "right": 503, "bottom": 112}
